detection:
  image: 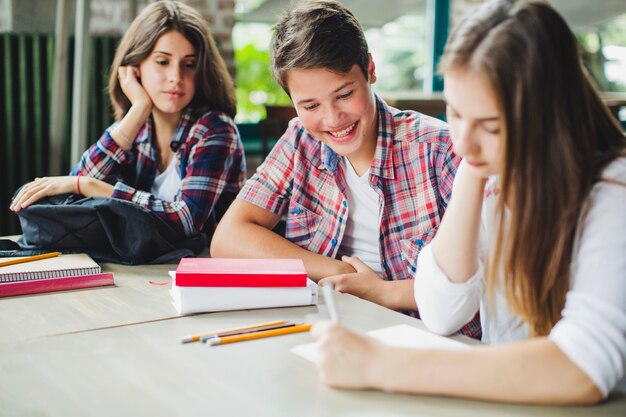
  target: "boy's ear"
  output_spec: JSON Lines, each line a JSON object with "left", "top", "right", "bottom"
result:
{"left": 368, "top": 54, "right": 377, "bottom": 84}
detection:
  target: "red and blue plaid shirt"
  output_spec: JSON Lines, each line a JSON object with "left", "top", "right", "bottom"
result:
{"left": 72, "top": 108, "right": 246, "bottom": 237}
{"left": 239, "top": 96, "right": 481, "bottom": 338}
{"left": 240, "top": 96, "right": 458, "bottom": 278}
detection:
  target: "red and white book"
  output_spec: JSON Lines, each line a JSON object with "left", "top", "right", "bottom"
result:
{"left": 175, "top": 258, "right": 307, "bottom": 287}
{"left": 0, "top": 272, "right": 114, "bottom": 297}
{"left": 171, "top": 276, "right": 318, "bottom": 315}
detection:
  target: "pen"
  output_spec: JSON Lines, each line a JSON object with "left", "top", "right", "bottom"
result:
{"left": 180, "top": 320, "right": 288, "bottom": 344}
{"left": 207, "top": 323, "right": 312, "bottom": 346}
{"left": 199, "top": 322, "right": 297, "bottom": 343}
{"left": 322, "top": 283, "right": 340, "bottom": 323}
{"left": 0, "top": 251, "right": 61, "bottom": 268}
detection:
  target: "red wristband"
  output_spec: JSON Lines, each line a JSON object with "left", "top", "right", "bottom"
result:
{"left": 76, "top": 176, "right": 82, "bottom": 195}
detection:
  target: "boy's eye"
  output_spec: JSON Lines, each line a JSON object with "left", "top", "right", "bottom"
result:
{"left": 337, "top": 91, "right": 353, "bottom": 100}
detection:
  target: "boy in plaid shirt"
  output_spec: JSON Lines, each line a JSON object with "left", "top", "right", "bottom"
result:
{"left": 212, "top": 0, "right": 479, "bottom": 337}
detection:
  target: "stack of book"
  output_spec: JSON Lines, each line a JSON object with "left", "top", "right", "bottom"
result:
{"left": 0, "top": 253, "right": 114, "bottom": 297}
{"left": 170, "top": 258, "right": 317, "bottom": 315}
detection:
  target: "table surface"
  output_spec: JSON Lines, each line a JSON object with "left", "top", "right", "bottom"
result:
{"left": 0, "top": 261, "right": 624, "bottom": 417}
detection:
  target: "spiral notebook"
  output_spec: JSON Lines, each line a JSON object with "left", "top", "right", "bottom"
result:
{"left": 0, "top": 253, "right": 101, "bottom": 282}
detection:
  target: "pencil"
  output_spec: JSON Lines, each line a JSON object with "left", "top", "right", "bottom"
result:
{"left": 208, "top": 323, "right": 312, "bottom": 346}
{"left": 322, "top": 283, "right": 340, "bottom": 323}
{"left": 180, "top": 320, "right": 288, "bottom": 344}
{"left": 199, "top": 322, "right": 297, "bottom": 343}
{"left": 0, "top": 251, "right": 61, "bottom": 268}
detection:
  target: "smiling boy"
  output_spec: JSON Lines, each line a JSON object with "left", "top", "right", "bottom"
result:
{"left": 211, "top": 0, "right": 478, "bottom": 336}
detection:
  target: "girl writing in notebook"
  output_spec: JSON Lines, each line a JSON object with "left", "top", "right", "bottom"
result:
{"left": 10, "top": 1, "right": 246, "bottom": 240}
{"left": 312, "top": 0, "right": 626, "bottom": 404}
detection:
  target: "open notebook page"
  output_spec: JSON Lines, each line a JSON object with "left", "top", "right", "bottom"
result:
{"left": 291, "top": 324, "right": 470, "bottom": 363}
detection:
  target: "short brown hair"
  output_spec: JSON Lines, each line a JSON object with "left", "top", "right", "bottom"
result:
{"left": 108, "top": 0, "right": 236, "bottom": 119}
{"left": 270, "top": 0, "right": 370, "bottom": 93}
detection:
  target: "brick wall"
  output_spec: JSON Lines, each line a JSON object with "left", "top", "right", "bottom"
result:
{"left": 91, "top": 0, "right": 236, "bottom": 73}
{"left": 1, "top": 0, "right": 235, "bottom": 72}
{"left": 451, "top": 0, "right": 486, "bottom": 29}
{"left": 2, "top": 0, "right": 55, "bottom": 32}
{"left": 0, "top": 0, "right": 11, "bottom": 30}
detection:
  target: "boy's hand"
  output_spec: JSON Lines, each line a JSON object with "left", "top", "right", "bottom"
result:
{"left": 319, "top": 256, "right": 386, "bottom": 305}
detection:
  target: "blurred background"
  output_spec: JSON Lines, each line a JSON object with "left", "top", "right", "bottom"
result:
{"left": 1, "top": 0, "right": 625, "bottom": 235}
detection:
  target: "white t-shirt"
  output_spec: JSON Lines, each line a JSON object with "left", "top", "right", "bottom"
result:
{"left": 337, "top": 157, "right": 383, "bottom": 275}
{"left": 150, "top": 156, "right": 182, "bottom": 202}
{"left": 414, "top": 157, "right": 626, "bottom": 397}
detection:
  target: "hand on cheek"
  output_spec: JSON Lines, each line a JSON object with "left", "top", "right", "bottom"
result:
{"left": 118, "top": 66, "right": 152, "bottom": 113}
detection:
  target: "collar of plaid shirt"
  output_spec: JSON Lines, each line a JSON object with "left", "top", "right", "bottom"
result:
{"left": 319, "top": 95, "right": 396, "bottom": 180}
{"left": 137, "top": 107, "right": 196, "bottom": 152}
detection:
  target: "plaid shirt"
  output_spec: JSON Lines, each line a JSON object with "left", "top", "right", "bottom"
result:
{"left": 72, "top": 108, "right": 246, "bottom": 237}
{"left": 241, "top": 96, "right": 459, "bottom": 278}
{"left": 239, "top": 96, "right": 482, "bottom": 338}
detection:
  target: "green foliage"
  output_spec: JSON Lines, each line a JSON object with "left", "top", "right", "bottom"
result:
{"left": 234, "top": 43, "right": 291, "bottom": 122}
{"left": 602, "top": 14, "right": 626, "bottom": 46}
{"left": 366, "top": 14, "right": 426, "bottom": 93}
{"left": 577, "top": 14, "right": 626, "bottom": 93}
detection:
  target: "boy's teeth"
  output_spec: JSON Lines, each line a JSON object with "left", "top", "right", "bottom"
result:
{"left": 330, "top": 123, "right": 356, "bottom": 137}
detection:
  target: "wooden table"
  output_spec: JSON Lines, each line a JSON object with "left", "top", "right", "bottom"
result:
{"left": 0, "top": 261, "right": 624, "bottom": 416}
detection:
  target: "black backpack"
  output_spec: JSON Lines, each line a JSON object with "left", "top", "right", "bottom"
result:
{"left": 1, "top": 194, "right": 206, "bottom": 264}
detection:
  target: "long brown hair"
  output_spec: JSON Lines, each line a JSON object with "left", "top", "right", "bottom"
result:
{"left": 108, "top": 1, "right": 236, "bottom": 119}
{"left": 441, "top": 0, "right": 626, "bottom": 335}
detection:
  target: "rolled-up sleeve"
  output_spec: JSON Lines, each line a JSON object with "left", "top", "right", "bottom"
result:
{"left": 238, "top": 124, "right": 298, "bottom": 215}
{"left": 549, "top": 164, "right": 626, "bottom": 397}
{"left": 414, "top": 171, "right": 490, "bottom": 336}
{"left": 110, "top": 114, "right": 245, "bottom": 237}
{"left": 414, "top": 243, "right": 483, "bottom": 336}
{"left": 71, "top": 125, "right": 132, "bottom": 183}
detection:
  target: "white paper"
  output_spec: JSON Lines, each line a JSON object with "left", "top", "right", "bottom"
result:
{"left": 291, "top": 324, "right": 469, "bottom": 363}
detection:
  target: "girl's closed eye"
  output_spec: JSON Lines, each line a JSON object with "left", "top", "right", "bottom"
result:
{"left": 304, "top": 103, "right": 319, "bottom": 111}
{"left": 483, "top": 123, "right": 500, "bottom": 135}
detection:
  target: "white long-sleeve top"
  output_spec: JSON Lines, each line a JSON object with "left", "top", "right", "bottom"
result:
{"left": 414, "top": 157, "right": 626, "bottom": 397}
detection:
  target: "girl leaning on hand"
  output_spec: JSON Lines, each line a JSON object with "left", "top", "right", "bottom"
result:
{"left": 10, "top": 1, "right": 246, "bottom": 240}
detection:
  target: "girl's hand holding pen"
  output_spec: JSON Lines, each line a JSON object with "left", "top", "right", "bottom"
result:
{"left": 313, "top": 272, "right": 387, "bottom": 389}
{"left": 311, "top": 321, "right": 386, "bottom": 389}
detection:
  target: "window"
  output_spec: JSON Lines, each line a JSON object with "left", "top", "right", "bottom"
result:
{"left": 578, "top": 13, "right": 626, "bottom": 93}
